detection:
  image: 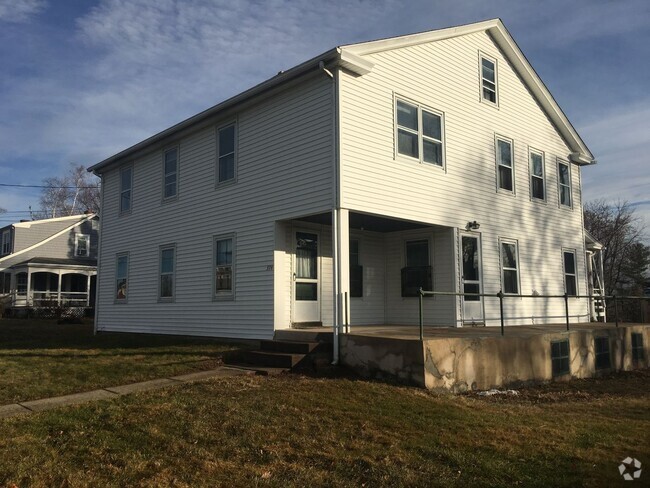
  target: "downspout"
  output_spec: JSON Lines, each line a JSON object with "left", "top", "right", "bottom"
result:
{"left": 93, "top": 178, "right": 104, "bottom": 335}
{"left": 321, "top": 60, "right": 340, "bottom": 365}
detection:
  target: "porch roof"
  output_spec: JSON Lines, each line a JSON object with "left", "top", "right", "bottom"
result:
{"left": 10, "top": 257, "right": 97, "bottom": 269}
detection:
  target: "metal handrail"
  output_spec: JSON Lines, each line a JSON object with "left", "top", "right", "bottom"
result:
{"left": 417, "top": 288, "right": 649, "bottom": 340}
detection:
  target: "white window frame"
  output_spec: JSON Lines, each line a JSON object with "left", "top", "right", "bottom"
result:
{"left": 115, "top": 253, "right": 129, "bottom": 302}
{"left": 163, "top": 146, "right": 179, "bottom": 201}
{"left": 216, "top": 122, "right": 237, "bottom": 185}
{"left": 119, "top": 165, "right": 133, "bottom": 214}
{"left": 495, "top": 135, "right": 515, "bottom": 194}
{"left": 75, "top": 234, "right": 90, "bottom": 257}
{"left": 562, "top": 249, "right": 578, "bottom": 297}
{"left": 499, "top": 238, "right": 520, "bottom": 295}
{"left": 159, "top": 245, "right": 176, "bottom": 301}
{"left": 1, "top": 229, "right": 10, "bottom": 255}
{"left": 529, "top": 148, "right": 546, "bottom": 202}
{"left": 479, "top": 53, "right": 499, "bottom": 106}
{"left": 213, "top": 234, "right": 235, "bottom": 299}
{"left": 557, "top": 159, "right": 572, "bottom": 208}
{"left": 394, "top": 96, "right": 445, "bottom": 169}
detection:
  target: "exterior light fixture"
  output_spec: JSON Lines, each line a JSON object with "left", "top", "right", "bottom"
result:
{"left": 465, "top": 221, "right": 480, "bottom": 231}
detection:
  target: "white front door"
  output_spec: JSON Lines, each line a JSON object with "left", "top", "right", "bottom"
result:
{"left": 461, "top": 234, "right": 484, "bottom": 324}
{"left": 293, "top": 230, "right": 320, "bottom": 323}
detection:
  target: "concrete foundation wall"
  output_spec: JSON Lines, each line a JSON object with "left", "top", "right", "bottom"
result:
{"left": 340, "top": 325, "right": 649, "bottom": 392}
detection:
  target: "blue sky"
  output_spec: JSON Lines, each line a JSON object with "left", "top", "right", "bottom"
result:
{"left": 0, "top": 0, "right": 648, "bottom": 239}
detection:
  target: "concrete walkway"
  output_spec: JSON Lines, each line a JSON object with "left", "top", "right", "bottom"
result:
{"left": 0, "top": 366, "right": 253, "bottom": 420}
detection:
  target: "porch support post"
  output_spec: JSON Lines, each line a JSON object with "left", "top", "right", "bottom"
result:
{"left": 86, "top": 272, "right": 92, "bottom": 306}
{"left": 26, "top": 269, "right": 32, "bottom": 307}
{"left": 332, "top": 209, "right": 340, "bottom": 364}
{"left": 57, "top": 270, "right": 62, "bottom": 306}
{"left": 586, "top": 250, "right": 595, "bottom": 321}
{"left": 337, "top": 208, "right": 350, "bottom": 334}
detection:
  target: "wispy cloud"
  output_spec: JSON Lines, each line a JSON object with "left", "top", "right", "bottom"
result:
{"left": 0, "top": 0, "right": 46, "bottom": 22}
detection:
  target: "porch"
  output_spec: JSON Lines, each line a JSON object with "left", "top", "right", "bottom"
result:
{"left": 4, "top": 257, "right": 96, "bottom": 310}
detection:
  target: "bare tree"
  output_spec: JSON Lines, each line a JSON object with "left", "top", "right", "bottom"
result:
{"left": 584, "top": 200, "right": 650, "bottom": 295}
{"left": 38, "top": 164, "right": 100, "bottom": 218}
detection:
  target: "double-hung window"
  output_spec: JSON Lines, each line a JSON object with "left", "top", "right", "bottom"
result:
{"left": 529, "top": 149, "right": 545, "bottom": 201}
{"left": 115, "top": 253, "right": 129, "bottom": 301}
{"left": 396, "top": 99, "right": 444, "bottom": 167}
{"left": 1, "top": 229, "right": 10, "bottom": 255}
{"left": 558, "top": 160, "right": 572, "bottom": 207}
{"left": 215, "top": 236, "right": 234, "bottom": 297}
{"left": 480, "top": 55, "right": 498, "bottom": 104}
{"left": 500, "top": 239, "right": 519, "bottom": 294}
{"left": 120, "top": 166, "right": 133, "bottom": 213}
{"left": 163, "top": 147, "right": 178, "bottom": 199}
{"left": 159, "top": 246, "right": 175, "bottom": 299}
{"left": 401, "top": 239, "right": 432, "bottom": 297}
{"left": 75, "top": 234, "right": 90, "bottom": 257}
{"left": 496, "top": 137, "right": 514, "bottom": 192}
{"left": 217, "top": 124, "right": 236, "bottom": 184}
{"left": 0, "top": 272, "right": 10, "bottom": 293}
{"left": 563, "top": 250, "right": 577, "bottom": 296}
{"left": 350, "top": 239, "right": 363, "bottom": 298}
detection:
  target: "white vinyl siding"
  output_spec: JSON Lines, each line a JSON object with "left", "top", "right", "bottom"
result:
{"left": 96, "top": 73, "right": 333, "bottom": 339}
{"left": 163, "top": 147, "right": 178, "bottom": 199}
{"left": 529, "top": 149, "right": 545, "bottom": 201}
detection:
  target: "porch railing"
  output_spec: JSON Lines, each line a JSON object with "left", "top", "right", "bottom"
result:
{"left": 417, "top": 288, "right": 650, "bottom": 340}
{"left": 13, "top": 291, "right": 90, "bottom": 307}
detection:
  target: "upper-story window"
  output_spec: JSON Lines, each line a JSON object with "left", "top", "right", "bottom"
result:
{"left": 1, "top": 229, "right": 10, "bottom": 255}
{"left": 120, "top": 166, "right": 133, "bottom": 213}
{"left": 558, "top": 160, "right": 572, "bottom": 208}
{"left": 480, "top": 55, "right": 498, "bottom": 105}
{"left": 496, "top": 136, "right": 514, "bottom": 192}
{"left": 75, "top": 234, "right": 90, "bottom": 257}
{"left": 163, "top": 147, "right": 178, "bottom": 199}
{"left": 395, "top": 99, "right": 444, "bottom": 167}
{"left": 217, "top": 124, "right": 236, "bottom": 184}
{"left": 529, "top": 149, "right": 545, "bottom": 201}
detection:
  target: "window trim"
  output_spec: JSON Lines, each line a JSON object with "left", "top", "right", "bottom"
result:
{"left": 495, "top": 135, "right": 515, "bottom": 194}
{"left": 528, "top": 147, "right": 546, "bottom": 202}
{"left": 557, "top": 159, "right": 573, "bottom": 209}
{"left": 74, "top": 234, "right": 90, "bottom": 257}
{"left": 162, "top": 145, "right": 179, "bottom": 201}
{"left": 115, "top": 252, "right": 129, "bottom": 303}
{"left": 479, "top": 52, "right": 499, "bottom": 107}
{"left": 216, "top": 121, "right": 238, "bottom": 186}
{"left": 158, "top": 244, "right": 176, "bottom": 302}
{"left": 499, "top": 238, "right": 520, "bottom": 295}
{"left": 213, "top": 233, "right": 236, "bottom": 300}
{"left": 394, "top": 95, "right": 446, "bottom": 170}
{"left": 119, "top": 164, "right": 133, "bottom": 215}
{"left": 562, "top": 249, "right": 578, "bottom": 297}
{"left": 1, "top": 229, "right": 11, "bottom": 255}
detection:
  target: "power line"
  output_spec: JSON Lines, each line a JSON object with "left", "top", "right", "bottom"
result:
{"left": 0, "top": 183, "right": 100, "bottom": 189}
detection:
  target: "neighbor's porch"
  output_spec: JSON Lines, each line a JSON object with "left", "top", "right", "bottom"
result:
{"left": 7, "top": 258, "right": 96, "bottom": 309}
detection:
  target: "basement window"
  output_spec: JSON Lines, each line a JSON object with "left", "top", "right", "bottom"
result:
{"left": 551, "top": 339, "right": 570, "bottom": 376}
{"left": 594, "top": 336, "right": 610, "bottom": 370}
{"left": 632, "top": 333, "right": 644, "bottom": 362}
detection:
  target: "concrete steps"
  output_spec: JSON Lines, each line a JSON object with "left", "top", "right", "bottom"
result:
{"left": 224, "top": 333, "right": 333, "bottom": 374}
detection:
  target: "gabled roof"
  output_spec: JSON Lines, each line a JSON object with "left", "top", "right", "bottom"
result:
{"left": 89, "top": 19, "right": 594, "bottom": 174}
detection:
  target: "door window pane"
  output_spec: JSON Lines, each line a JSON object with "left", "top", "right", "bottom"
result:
{"left": 462, "top": 237, "right": 479, "bottom": 281}
{"left": 296, "top": 282, "right": 318, "bottom": 301}
{"left": 296, "top": 233, "right": 317, "bottom": 279}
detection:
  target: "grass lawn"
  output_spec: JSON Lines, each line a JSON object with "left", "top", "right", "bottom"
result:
{"left": 0, "top": 369, "right": 648, "bottom": 487}
{"left": 0, "top": 319, "right": 243, "bottom": 403}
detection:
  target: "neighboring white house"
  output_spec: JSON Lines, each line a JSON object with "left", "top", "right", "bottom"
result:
{"left": 89, "top": 19, "right": 597, "bottom": 340}
{"left": 0, "top": 213, "right": 98, "bottom": 315}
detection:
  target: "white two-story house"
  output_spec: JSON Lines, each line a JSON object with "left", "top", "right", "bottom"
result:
{"left": 89, "top": 19, "right": 596, "bottom": 340}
